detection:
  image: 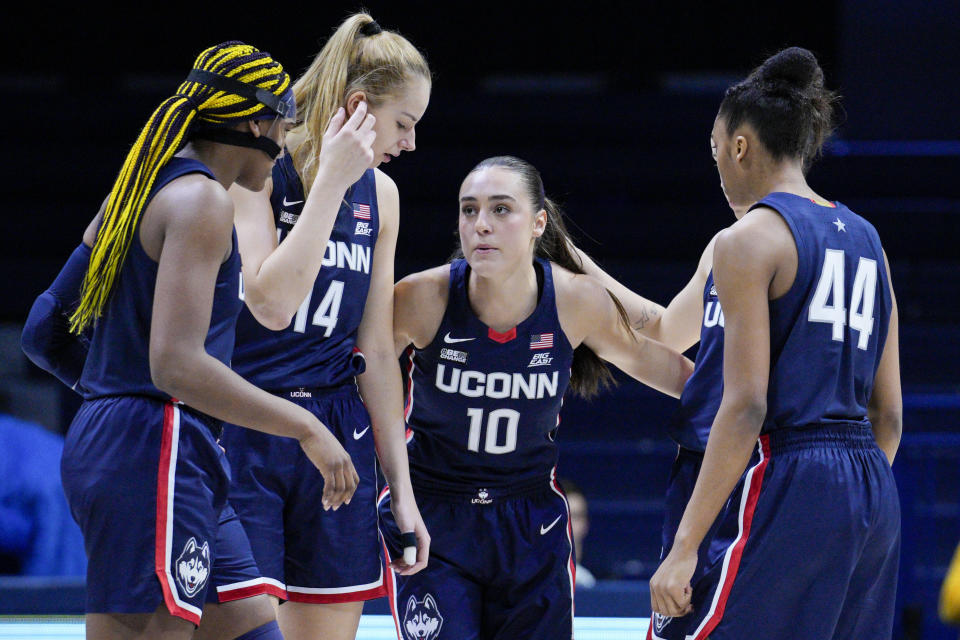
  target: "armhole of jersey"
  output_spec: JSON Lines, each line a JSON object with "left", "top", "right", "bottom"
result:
{"left": 756, "top": 199, "right": 808, "bottom": 304}
{"left": 419, "top": 264, "right": 459, "bottom": 351}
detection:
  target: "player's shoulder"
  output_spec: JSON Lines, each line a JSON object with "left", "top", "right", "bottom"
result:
{"left": 153, "top": 173, "right": 233, "bottom": 223}
{"left": 396, "top": 264, "right": 451, "bottom": 308}
{"left": 550, "top": 261, "right": 605, "bottom": 299}
{"left": 700, "top": 230, "right": 725, "bottom": 270}
{"left": 374, "top": 167, "right": 399, "bottom": 199}
{"left": 550, "top": 262, "right": 613, "bottom": 324}
{"left": 715, "top": 208, "right": 792, "bottom": 270}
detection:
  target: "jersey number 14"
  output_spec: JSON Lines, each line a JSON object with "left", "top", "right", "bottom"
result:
{"left": 293, "top": 280, "right": 344, "bottom": 336}
{"left": 807, "top": 249, "right": 878, "bottom": 350}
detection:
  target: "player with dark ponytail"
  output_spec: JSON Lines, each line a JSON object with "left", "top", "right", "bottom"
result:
{"left": 648, "top": 47, "right": 901, "bottom": 640}
{"left": 379, "top": 155, "right": 693, "bottom": 639}
{"left": 22, "top": 42, "right": 358, "bottom": 640}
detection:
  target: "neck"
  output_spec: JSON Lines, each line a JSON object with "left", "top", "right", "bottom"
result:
{"left": 754, "top": 159, "right": 820, "bottom": 203}
{"left": 468, "top": 259, "right": 539, "bottom": 332}
{"left": 177, "top": 141, "right": 244, "bottom": 190}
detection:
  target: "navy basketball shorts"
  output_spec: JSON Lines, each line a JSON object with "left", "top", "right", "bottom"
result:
{"left": 656, "top": 424, "right": 900, "bottom": 640}
{"left": 61, "top": 396, "right": 261, "bottom": 625}
{"left": 219, "top": 383, "right": 385, "bottom": 603}
{"left": 649, "top": 447, "right": 742, "bottom": 640}
{"left": 378, "top": 472, "right": 575, "bottom": 640}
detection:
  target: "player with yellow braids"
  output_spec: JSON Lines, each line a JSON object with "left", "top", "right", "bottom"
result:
{"left": 71, "top": 41, "right": 294, "bottom": 333}
{"left": 21, "top": 41, "right": 357, "bottom": 640}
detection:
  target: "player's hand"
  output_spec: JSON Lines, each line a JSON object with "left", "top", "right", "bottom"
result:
{"left": 314, "top": 102, "right": 377, "bottom": 190}
{"left": 389, "top": 487, "right": 430, "bottom": 576}
{"left": 298, "top": 422, "right": 360, "bottom": 511}
{"left": 649, "top": 545, "right": 696, "bottom": 618}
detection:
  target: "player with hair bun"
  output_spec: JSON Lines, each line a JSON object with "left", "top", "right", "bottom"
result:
{"left": 648, "top": 46, "right": 901, "bottom": 640}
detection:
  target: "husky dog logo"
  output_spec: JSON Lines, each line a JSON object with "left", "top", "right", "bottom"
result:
{"left": 175, "top": 537, "right": 210, "bottom": 598}
{"left": 471, "top": 488, "right": 493, "bottom": 505}
{"left": 403, "top": 594, "right": 443, "bottom": 640}
{"left": 652, "top": 612, "right": 673, "bottom": 635}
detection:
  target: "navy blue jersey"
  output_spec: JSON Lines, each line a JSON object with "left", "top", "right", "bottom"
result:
{"left": 750, "top": 192, "right": 892, "bottom": 432}
{"left": 668, "top": 272, "right": 724, "bottom": 452}
{"left": 404, "top": 259, "right": 574, "bottom": 490}
{"left": 232, "top": 154, "right": 378, "bottom": 391}
{"left": 81, "top": 157, "right": 243, "bottom": 401}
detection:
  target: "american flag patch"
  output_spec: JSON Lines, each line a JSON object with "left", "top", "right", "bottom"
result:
{"left": 530, "top": 333, "right": 554, "bottom": 349}
{"left": 353, "top": 203, "right": 371, "bottom": 220}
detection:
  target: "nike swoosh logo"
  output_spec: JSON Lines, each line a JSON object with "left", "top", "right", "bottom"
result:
{"left": 353, "top": 426, "right": 371, "bottom": 440}
{"left": 443, "top": 332, "right": 475, "bottom": 344}
{"left": 282, "top": 197, "right": 304, "bottom": 207}
{"left": 540, "top": 515, "right": 563, "bottom": 535}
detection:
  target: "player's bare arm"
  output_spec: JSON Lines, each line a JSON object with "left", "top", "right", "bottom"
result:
{"left": 575, "top": 235, "right": 721, "bottom": 353}
{"left": 232, "top": 103, "right": 377, "bottom": 330}
{"left": 356, "top": 169, "right": 430, "bottom": 575}
{"left": 554, "top": 266, "right": 693, "bottom": 399}
{"left": 393, "top": 265, "right": 450, "bottom": 357}
{"left": 868, "top": 251, "right": 902, "bottom": 464}
{"left": 147, "top": 177, "right": 357, "bottom": 510}
{"left": 573, "top": 246, "right": 666, "bottom": 335}
{"left": 649, "top": 213, "right": 790, "bottom": 617}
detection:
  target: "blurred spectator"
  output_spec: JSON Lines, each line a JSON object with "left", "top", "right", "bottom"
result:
{"left": 0, "top": 412, "right": 85, "bottom": 576}
{"left": 562, "top": 478, "right": 597, "bottom": 589}
{"left": 941, "top": 540, "right": 960, "bottom": 636}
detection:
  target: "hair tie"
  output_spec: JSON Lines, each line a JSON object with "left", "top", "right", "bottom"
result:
{"left": 359, "top": 20, "right": 382, "bottom": 37}
{"left": 178, "top": 92, "right": 202, "bottom": 111}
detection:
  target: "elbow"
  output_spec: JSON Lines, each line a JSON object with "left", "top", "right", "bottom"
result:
{"left": 21, "top": 293, "right": 63, "bottom": 368}
{"left": 871, "top": 406, "right": 903, "bottom": 439}
{"left": 245, "top": 299, "right": 294, "bottom": 332}
{"left": 150, "top": 346, "right": 194, "bottom": 399}
{"left": 679, "top": 356, "right": 695, "bottom": 386}
{"left": 723, "top": 392, "right": 768, "bottom": 431}
{"left": 20, "top": 325, "right": 46, "bottom": 367}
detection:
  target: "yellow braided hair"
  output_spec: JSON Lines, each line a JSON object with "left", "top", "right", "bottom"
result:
{"left": 70, "top": 41, "right": 291, "bottom": 333}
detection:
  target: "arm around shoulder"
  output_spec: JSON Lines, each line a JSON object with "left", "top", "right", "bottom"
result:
{"left": 556, "top": 268, "right": 693, "bottom": 398}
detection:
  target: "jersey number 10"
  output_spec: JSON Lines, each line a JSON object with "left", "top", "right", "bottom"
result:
{"left": 807, "top": 249, "right": 878, "bottom": 350}
{"left": 466, "top": 408, "right": 520, "bottom": 455}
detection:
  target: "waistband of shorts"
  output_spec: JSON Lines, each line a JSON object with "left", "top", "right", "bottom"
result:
{"left": 764, "top": 422, "right": 877, "bottom": 454}
{"left": 411, "top": 472, "right": 557, "bottom": 501}
{"left": 84, "top": 394, "right": 224, "bottom": 440}
{"left": 272, "top": 380, "right": 358, "bottom": 401}
{"left": 172, "top": 403, "right": 224, "bottom": 440}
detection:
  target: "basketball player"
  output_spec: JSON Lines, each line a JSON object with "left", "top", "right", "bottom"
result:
{"left": 22, "top": 42, "right": 359, "bottom": 640}
{"left": 218, "top": 14, "right": 432, "bottom": 640}
{"left": 649, "top": 47, "right": 902, "bottom": 640}
{"left": 378, "top": 156, "right": 694, "bottom": 640}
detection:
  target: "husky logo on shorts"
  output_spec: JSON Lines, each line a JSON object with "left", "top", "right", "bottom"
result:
{"left": 175, "top": 536, "right": 210, "bottom": 598}
{"left": 652, "top": 612, "right": 673, "bottom": 635}
{"left": 403, "top": 594, "right": 443, "bottom": 640}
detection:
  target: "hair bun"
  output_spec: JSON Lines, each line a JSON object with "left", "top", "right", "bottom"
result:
{"left": 759, "top": 46, "right": 822, "bottom": 90}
